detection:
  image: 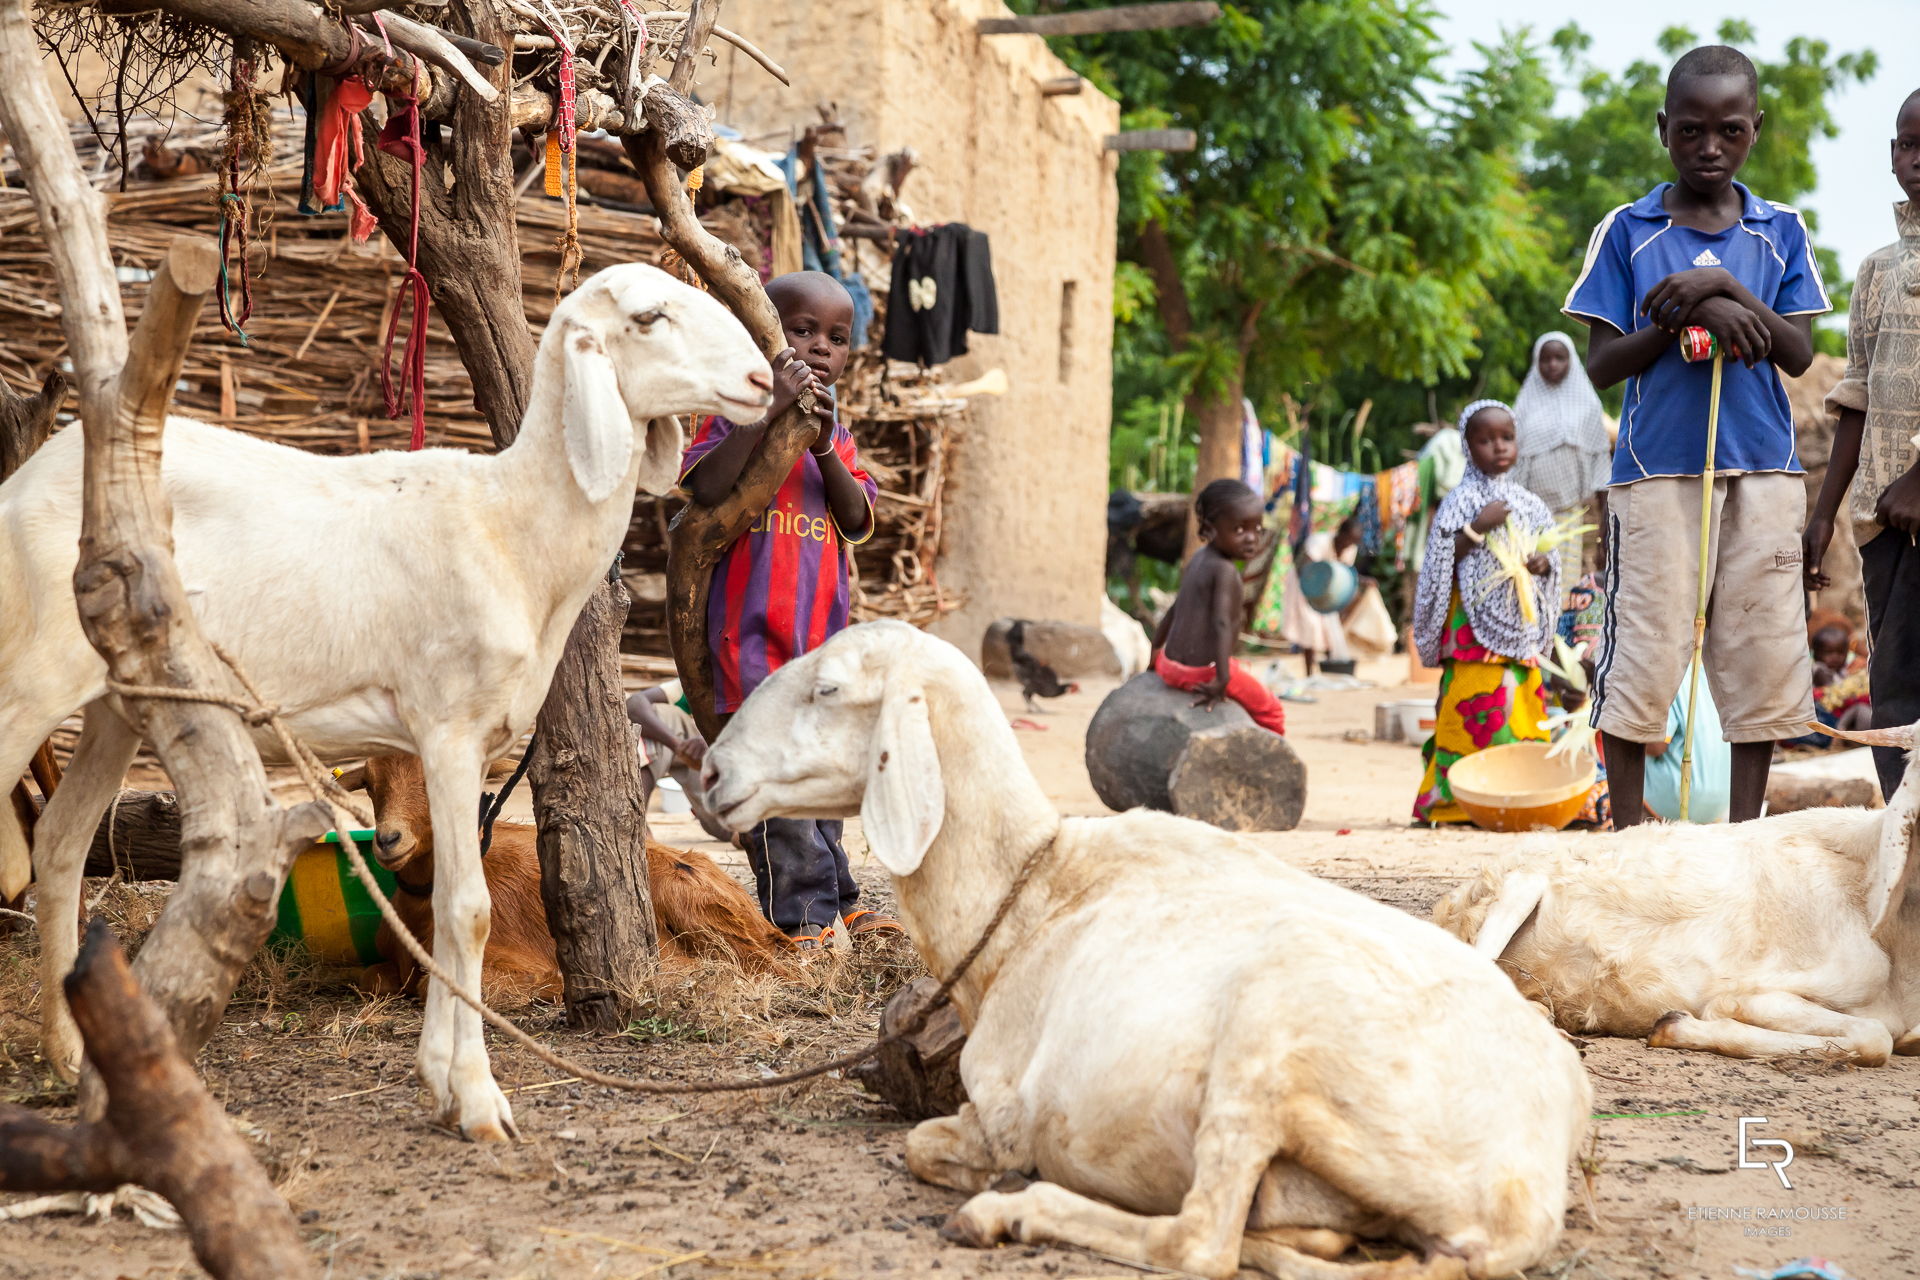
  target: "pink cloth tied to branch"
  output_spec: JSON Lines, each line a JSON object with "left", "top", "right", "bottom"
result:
{"left": 311, "top": 77, "right": 379, "bottom": 242}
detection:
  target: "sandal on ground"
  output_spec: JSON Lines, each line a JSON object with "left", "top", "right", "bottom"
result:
{"left": 842, "top": 909, "right": 906, "bottom": 939}
{"left": 787, "top": 926, "right": 836, "bottom": 951}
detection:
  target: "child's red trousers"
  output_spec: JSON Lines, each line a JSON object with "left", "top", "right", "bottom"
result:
{"left": 1152, "top": 652, "right": 1286, "bottom": 736}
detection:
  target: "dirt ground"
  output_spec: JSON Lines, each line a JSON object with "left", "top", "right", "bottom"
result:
{"left": 2, "top": 656, "right": 1914, "bottom": 1279}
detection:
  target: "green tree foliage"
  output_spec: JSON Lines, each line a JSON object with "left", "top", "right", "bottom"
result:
{"left": 1021, "top": 5, "right": 1874, "bottom": 499}
{"left": 1015, "top": 0, "right": 1556, "bottom": 511}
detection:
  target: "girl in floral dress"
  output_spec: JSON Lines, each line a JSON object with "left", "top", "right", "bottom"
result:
{"left": 1412, "top": 401, "right": 1559, "bottom": 823}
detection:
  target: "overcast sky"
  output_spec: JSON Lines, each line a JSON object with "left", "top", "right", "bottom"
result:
{"left": 1431, "top": 0, "right": 1910, "bottom": 287}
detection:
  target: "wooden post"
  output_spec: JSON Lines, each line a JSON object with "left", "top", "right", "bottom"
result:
{"left": 1040, "top": 76, "right": 1084, "bottom": 97}
{"left": 1104, "top": 129, "right": 1198, "bottom": 152}
{"left": 78, "top": 236, "right": 331, "bottom": 1068}
{"left": 0, "top": 0, "right": 328, "bottom": 1085}
{"left": 0, "top": 922, "right": 317, "bottom": 1280}
{"left": 978, "top": 2, "right": 1220, "bottom": 36}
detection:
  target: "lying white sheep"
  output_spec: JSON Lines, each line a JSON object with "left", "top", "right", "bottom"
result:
{"left": 1432, "top": 722, "right": 1920, "bottom": 1064}
{"left": 0, "top": 263, "right": 771, "bottom": 1142}
{"left": 1099, "top": 595, "right": 1152, "bottom": 680}
{"left": 702, "top": 621, "right": 1590, "bottom": 1279}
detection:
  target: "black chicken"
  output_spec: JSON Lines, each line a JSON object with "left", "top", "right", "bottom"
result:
{"left": 1007, "top": 619, "right": 1080, "bottom": 713}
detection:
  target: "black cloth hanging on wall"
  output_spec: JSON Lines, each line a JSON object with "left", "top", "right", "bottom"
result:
{"left": 882, "top": 223, "right": 999, "bottom": 366}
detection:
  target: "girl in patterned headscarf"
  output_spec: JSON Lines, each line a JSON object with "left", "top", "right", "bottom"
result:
{"left": 1412, "top": 401, "right": 1560, "bottom": 824}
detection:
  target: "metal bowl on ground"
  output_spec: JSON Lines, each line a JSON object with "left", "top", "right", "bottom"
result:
{"left": 1298, "top": 559, "right": 1358, "bottom": 613}
{"left": 1448, "top": 741, "right": 1595, "bottom": 833}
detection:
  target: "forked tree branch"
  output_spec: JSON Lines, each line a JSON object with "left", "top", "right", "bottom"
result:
{"left": 0, "top": 923, "right": 317, "bottom": 1279}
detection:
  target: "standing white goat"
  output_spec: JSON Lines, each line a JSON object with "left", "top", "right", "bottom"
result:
{"left": 1432, "top": 722, "right": 1920, "bottom": 1064}
{"left": 703, "top": 622, "right": 1590, "bottom": 1280}
{"left": 0, "top": 263, "right": 771, "bottom": 1142}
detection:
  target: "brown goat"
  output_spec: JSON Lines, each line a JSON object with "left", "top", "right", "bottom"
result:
{"left": 334, "top": 754, "right": 795, "bottom": 1002}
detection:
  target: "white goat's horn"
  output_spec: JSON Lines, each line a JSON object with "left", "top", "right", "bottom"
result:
{"left": 1807, "top": 721, "right": 1918, "bottom": 750}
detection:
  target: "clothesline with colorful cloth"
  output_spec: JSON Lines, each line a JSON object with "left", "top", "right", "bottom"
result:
{"left": 1247, "top": 440, "right": 1421, "bottom": 638}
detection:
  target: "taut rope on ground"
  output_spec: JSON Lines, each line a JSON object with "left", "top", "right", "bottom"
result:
{"left": 103, "top": 649, "right": 1054, "bottom": 1098}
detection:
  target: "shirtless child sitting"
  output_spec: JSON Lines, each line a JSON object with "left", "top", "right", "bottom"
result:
{"left": 1150, "top": 479, "right": 1287, "bottom": 735}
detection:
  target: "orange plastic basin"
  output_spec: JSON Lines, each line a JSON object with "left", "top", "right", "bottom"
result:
{"left": 1448, "top": 742, "right": 1595, "bottom": 833}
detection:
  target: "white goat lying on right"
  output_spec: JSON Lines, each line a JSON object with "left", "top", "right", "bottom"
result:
{"left": 704, "top": 622, "right": 1589, "bottom": 1280}
{"left": 1433, "top": 722, "right": 1920, "bottom": 1064}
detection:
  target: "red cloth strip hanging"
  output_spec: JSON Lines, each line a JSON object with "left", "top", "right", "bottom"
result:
{"left": 373, "top": 28, "right": 431, "bottom": 451}
{"left": 312, "top": 76, "right": 379, "bottom": 242}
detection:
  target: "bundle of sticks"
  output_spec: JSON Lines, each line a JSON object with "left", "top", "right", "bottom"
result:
{"left": 0, "top": 111, "right": 967, "bottom": 657}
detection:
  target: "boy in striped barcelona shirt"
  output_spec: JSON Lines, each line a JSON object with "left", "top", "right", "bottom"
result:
{"left": 680, "top": 271, "right": 903, "bottom": 947}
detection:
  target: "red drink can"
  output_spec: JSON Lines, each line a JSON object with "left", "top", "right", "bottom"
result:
{"left": 1678, "top": 327, "right": 1719, "bottom": 363}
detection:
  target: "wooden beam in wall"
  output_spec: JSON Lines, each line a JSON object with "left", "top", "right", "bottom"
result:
{"left": 1104, "top": 128, "right": 1198, "bottom": 152}
{"left": 980, "top": 2, "right": 1221, "bottom": 38}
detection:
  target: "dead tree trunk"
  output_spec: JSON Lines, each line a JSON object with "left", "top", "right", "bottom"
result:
{"left": 0, "top": 921, "right": 317, "bottom": 1280}
{"left": 629, "top": 1, "right": 817, "bottom": 737}
{"left": 526, "top": 566, "right": 660, "bottom": 1025}
{"left": 352, "top": 0, "right": 659, "bottom": 1023}
{"left": 74, "top": 238, "right": 331, "bottom": 1068}
{"left": 0, "top": 0, "right": 327, "bottom": 1091}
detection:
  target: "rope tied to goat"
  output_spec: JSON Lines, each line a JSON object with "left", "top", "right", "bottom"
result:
{"left": 105, "top": 652, "right": 1057, "bottom": 1097}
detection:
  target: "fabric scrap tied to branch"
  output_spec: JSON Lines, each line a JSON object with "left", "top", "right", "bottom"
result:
{"left": 371, "top": 26, "right": 432, "bottom": 452}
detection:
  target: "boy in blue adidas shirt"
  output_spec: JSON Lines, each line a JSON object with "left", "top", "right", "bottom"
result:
{"left": 1565, "top": 45, "right": 1828, "bottom": 826}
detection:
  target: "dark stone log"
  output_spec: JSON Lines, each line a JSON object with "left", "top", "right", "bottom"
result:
{"left": 1085, "top": 674, "right": 1306, "bottom": 832}
{"left": 849, "top": 977, "right": 967, "bottom": 1120}
{"left": 981, "top": 619, "right": 1120, "bottom": 681}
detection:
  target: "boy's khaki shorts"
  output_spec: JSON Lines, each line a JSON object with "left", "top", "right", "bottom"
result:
{"left": 1592, "top": 472, "right": 1813, "bottom": 745}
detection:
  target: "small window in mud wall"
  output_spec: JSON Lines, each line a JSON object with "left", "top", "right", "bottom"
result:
{"left": 1057, "top": 280, "right": 1078, "bottom": 383}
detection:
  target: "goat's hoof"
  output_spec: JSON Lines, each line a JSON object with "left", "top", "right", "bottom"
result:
{"left": 940, "top": 1212, "right": 998, "bottom": 1249}
{"left": 1647, "top": 1010, "right": 1688, "bottom": 1048}
{"left": 462, "top": 1117, "right": 518, "bottom": 1144}
{"left": 941, "top": 1194, "right": 1012, "bottom": 1249}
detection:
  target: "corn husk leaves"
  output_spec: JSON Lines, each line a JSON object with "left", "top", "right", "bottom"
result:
{"left": 1538, "top": 637, "right": 1589, "bottom": 692}
{"left": 1541, "top": 638, "right": 1597, "bottom": 762}
{"left": 1544, "top": 710, "right": 1598, "bottom": 763}
{"left": 1535, "top": 511, "right": 1597, "bottom": 554}
{"left": 1473, "top": 515, "right": 1596, "bottom": 628}
{"left": 1474, "top": 519, "right": 1543, "bottom": 626}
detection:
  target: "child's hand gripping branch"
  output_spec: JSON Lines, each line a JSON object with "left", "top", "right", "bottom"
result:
{"left": 682, "top": 276, "right": 872, "bottom": 544}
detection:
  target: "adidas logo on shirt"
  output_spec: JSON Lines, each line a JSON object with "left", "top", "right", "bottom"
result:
{"left": 1692, "top": 248, "right": 1723, "bottom": 267}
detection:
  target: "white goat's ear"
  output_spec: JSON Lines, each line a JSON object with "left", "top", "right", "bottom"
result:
{"left": 636, "top": 415, "right": 684, "bottom": 497}
{"left": 561, "top": 321, "right": 635, "bottom": 503}
{"left": 860, "top": 679, "right": 944, "bottom": 877}
{"left": 1867, "top": 737, "right": 1920, "bottom": 937}
{"left": 1812, "top": 722, "right": 1917, "bottom": 751}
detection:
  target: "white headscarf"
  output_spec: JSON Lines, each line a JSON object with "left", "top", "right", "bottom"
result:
{"left": 1412, "top": 401, "right": 1559, "bottom": 667}
{"left": 1513, "top": 331, "right": 1610, "bottom": 460}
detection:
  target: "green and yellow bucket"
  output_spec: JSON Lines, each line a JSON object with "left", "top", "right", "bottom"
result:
{"left": 267, "top": 831, "right": 400, "bottom": 965}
